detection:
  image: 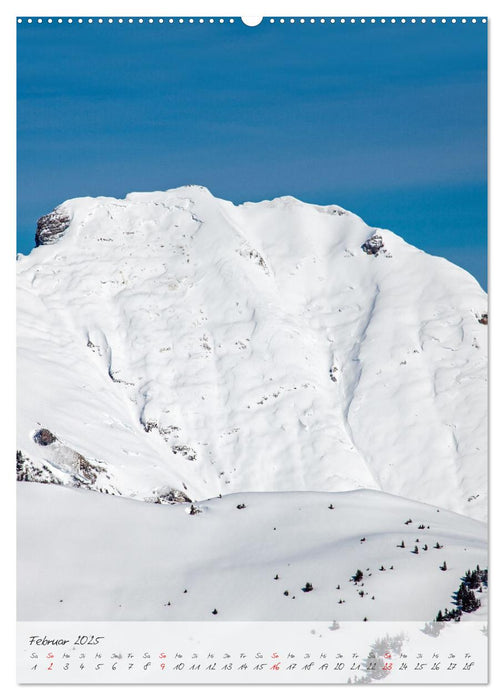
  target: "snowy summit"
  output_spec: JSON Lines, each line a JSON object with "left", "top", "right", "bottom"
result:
{"left": 17, "top": 186, "right": 487, "bottom": 517}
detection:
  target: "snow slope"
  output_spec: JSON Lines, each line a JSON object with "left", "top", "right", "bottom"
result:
{"left": 17, "top": 482, "right": 487, "bottom": 621}
{"left": 16, "top": 186, "right": 487, "bottom": 518}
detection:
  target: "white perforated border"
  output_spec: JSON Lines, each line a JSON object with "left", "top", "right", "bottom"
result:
{"left": 16, "top": 16, "right": 488, "bottom": 25}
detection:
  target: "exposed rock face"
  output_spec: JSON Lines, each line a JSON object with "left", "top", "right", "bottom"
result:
{"left": 146, "top": 489, "right": 192, "bottom": 504}
{"left": 75, "top": 453, "right": 106, "bottom": 485}
{"left": 33, "top": 428, "right": 57, "bottom": 446}
{"left": 361, "top": 232, "right": 384, "bottom": 256}
{"left": 171, "top": 445, "right": 197, "bottom": 461}
{"left": 35, "top": 209, "right": 71, "bottom": 246}
{"left": 477, "top": 313, "right": 488, "bottom": 325}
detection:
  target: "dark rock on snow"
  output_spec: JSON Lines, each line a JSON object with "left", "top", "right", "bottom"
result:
{"left": 35, "top": 209, "right": 71, "bottom": 247}
{"left": 361, "top": 232, "right": 384, "bottom": 256}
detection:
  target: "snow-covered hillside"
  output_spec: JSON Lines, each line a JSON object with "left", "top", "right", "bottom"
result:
{"left": 17, "top": 186, "right": 487, "bottom": 519}
{"left": 17, "top": 483, "right": 486, "bottom": 621}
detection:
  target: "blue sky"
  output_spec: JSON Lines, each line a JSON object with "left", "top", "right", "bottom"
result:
{"left": 17, "top": 18, "right": 487, "bottom": 287}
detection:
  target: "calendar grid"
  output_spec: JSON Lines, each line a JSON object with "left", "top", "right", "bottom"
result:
{"left": 18, "top": 620, "right": 488, "bottom": 684}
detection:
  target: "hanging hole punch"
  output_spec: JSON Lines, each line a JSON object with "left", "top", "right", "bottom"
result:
{"left": 241, "top": 17, "right": 263, "bottom": 27}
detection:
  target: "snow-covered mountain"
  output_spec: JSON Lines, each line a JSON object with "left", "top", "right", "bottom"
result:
{"left": 17, "top": 186, "right": 487, "bottom": 520}
{"left": 17, "top": 483, "right": 487, "bottom": 622}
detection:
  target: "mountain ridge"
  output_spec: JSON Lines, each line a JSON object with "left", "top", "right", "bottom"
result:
{"left": 17, "top": 186, "right": 487, "bottom": 519}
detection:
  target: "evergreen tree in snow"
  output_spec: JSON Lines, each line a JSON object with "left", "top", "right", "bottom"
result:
{"left": 352, "top": 569, "right": 364, "bottom": 583}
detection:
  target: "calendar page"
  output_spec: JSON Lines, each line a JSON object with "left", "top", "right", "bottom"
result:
{"left": 16, "top": 11, "right": 488, "bottom": 685}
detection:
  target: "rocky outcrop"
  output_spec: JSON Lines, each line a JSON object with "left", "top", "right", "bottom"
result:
{"left": 75, "top": 452, "right": 106, "bottom": 484}
{"left": 171, "top": 444, "right": 197, "bottom": 461}
{"left": 238, "top": 245, "right": 270, "bottom": 274}
{"left": 361, "top": 232, "right": 385, "bottom": 256}
{"left": 33, "top": 428, "right": 57, "bottom": 446}
{"left": 35, "top": 209, "right": 71, "bottom": 246}
{"left": 146, "top": 489, "right": 192, "bottom": 504}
